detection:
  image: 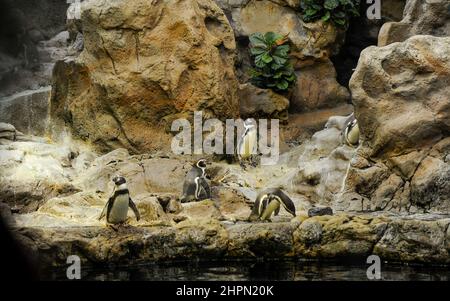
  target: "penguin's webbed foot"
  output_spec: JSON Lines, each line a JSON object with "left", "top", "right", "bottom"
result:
{"left": 108, "top": 224, "right": 119, "bottom": 232}
{"left": 239, "top": 161, "right": 247, "bottom": 170}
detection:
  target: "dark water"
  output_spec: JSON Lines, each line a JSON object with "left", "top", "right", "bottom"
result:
{"left": 46, "top": 260, "right": 449, "bottom": 281}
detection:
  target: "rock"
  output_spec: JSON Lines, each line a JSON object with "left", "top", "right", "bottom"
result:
{"left": 50, "top": 0, "right": 239, "bottom": 154}
{"left": 178, "top": 200, "right": 224, "bottom": 221}
{"left": 10, "top": 211, "right": 450, "bottom": 267}
{"left": 291, "top": 115, "right": 357, "bottom": 205}
{"left": 221, "top": 0, "right": 343, "bottom": 59}
{"left": 0, "top": 140, "right": 80, "bottom": 213}
{"left": 227, "top": 222, "right": 297, "bottom": 257}
{"left": 289, "top": 60, "right": 350, "bottom": 113}
{"left": 293, "top": 214, "right": 389, "bottom": 258}
{"left": 410, "top": 157, "right": 450, "bottom": 211}
{"left": 214, "top": 186, "right": 252, "bottom": 221}
{"left": 374, "top": 218, "right": 450, "bottom": 264}
{"left": 238, "top": 83, "right": 289, "bottom": 120}
{"left": 378, "top": 0, "right": 450, "bottom": 46}
{"left": 0, "top": 87, "right": 51, "bottom": 136}
{"left": 341, "top": 35, "right": 450, "bottom": 213}
{"left": 308, "top": 207, "right": 333, "bottom": 217}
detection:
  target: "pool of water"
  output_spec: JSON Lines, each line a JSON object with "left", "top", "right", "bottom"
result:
{"left": 46, "top": 259, "right": 449, "bottom": 281}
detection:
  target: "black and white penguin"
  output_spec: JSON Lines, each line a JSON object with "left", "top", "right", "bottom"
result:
{"left": 249, "top": 188, "right": 296, "bottom": 221}
{"left": 99, "top": 176, "right": 140, "bottom": 224}
{"left": 180, "top": 159, "right": 211, "bottom": 203}
{"left": 342, "top": 113, "right": 360, "bottom": 147}
{"left": 236, "top": 118, "right": 258, "bottom": 168}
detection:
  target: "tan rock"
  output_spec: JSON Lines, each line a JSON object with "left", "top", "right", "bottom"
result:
{"left": 238, "top": 83, "right": 289, "bottom": 120}
{"left": 341, "top": 35, "right": 450, "bottom": 213}
{"left": 410, "top": 156, "right": 450, "bottom": 211}
{"left": 293, "top": 214, "right": 389, "bottom": 258}
{"left": 50, "top": 0, "right": 239, "bottom": 154}
{"left": 374, "top": 218, "right": 450, "bottom": 264}
{"left": 290, "top": 60, "right": 350, "bottom": 112}
{"left": 179, "top": 200, "right": 224, "bottom": 221}
{"left": 378, "top": 0, "right": 450, "bottom": 46}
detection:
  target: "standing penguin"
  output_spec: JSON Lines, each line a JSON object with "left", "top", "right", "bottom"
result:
{"left": 236, "top": 118, "right": 258, "bottom": 168}
{"left": 342, "top": 113, "right": 360, "bottom": 147}
{"left": 249, "top": 188, "right": 296, "bottom": 221}
{"left": 180, "top": 159, "right": 211, "bottom": 203}
{"left": 99, "top": 176, "right": 140, "bottom": 225}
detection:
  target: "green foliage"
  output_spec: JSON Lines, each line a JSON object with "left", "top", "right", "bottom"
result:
{"left": 300, "top": 0, "right": 361, "bottom": 28}
{"left": 248, "top": 32, "right": 297, "bottom": 93}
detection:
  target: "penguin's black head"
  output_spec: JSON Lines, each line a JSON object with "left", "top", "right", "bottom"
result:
{"left": 196, "top": 159, "right": 207, "bottom": 169}
{"left": 112, "top": 176, "right": 126, "bottom": 186}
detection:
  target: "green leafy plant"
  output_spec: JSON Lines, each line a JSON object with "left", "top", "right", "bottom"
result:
{"left": 249, "top": 32, "right": 297, "bottom": 93}
{"left": 300, "top": 0, "right": 361, "bottom": 28}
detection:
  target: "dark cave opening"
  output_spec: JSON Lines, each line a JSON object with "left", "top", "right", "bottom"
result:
{"left": 331, "top": 1, "right": 407, "bottom": 88}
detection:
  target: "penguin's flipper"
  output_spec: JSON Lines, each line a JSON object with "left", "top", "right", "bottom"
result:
{"left": 129, "top": 198, "right": 140, "bottom": 221}
{"left": 197, "top": 177, "right": 211, "bottom": 200}
{"left": 98, "top": 199, "right": 111, "bottom": 220}
{"left": 274, "top": 190, "right": 296, "bottom": 217}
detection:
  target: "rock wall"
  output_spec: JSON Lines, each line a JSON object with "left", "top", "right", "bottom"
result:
{"left": 338, "top": 35, "right": 450, "bottom": 213}
{"left": 378, "top": 0, "right": 450, "bottom": 46}
{"left": 50, "top": 0, "right": 240, "bottom": 154}
{"left": 216, "top": 0, "right": 350, "bottom": 113}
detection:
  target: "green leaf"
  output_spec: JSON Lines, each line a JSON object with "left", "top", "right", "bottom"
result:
{"left": 264, "top": 32, "right": 283, "bottom": 44}
{"left": 261, "top": 53, "right": 273, "bottom": 64}
{"left": 273, "top": 55, "right": 287, "bottom": 66}
{"left": 250, "top": 47, "right": 266, "bottom": 56}
{"left": 333, "top": 17, "right": 347, "bottom": 26}
{"left": 322, "top": 11, "right": 331, "bottom": 22}
{"left": 276, "top": 80, "right": 289, "bottom": 91}
{"left": 249, "top": 32, "right": 266, "bottom": 48}
{"left": 324, "top": 0, "right": 339, "bottom": 10}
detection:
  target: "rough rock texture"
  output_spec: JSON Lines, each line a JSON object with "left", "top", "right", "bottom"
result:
{"left": 0, "top": 138, "right": 83, "bottom": 213}
{"left": 378, "top": 0, "right": 450, "bottom": 46}
{"left": 11, "top": 213, "right": 450, "bottom": 268}
{"left": 0, "top": 87, "right": 51, "bottom": 136}
{"left": 238, "top": 83, "right": 289, "bottom": 120}
{"left": 339, "top": 36, "right": 450, "bottom": 213}
{"left": 216, "top": 0, "right": 349, "bottom": 112}
{"left": 0, "top": 0, "right": 69, "bottom": 97}
{"left": 50, "top": 0, "right": 240, "bottom": 154}
{"left": 217, "top": 0, "right": 343, "bottom": 60}
{"left": 291, "top": 114, "right": 356, "bottom": 205}
{"left": 290, "top": 60, "right": 350, "bottom": 112}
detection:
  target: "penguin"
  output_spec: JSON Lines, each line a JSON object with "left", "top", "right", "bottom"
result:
{"left": 180, "top": 159, "right": 211, "bottom": 203}
{"left": 342, "top": 113, "right": 360, "bottom": 147}
{"left": 99, "top": 176, "right": 140, "bottom": 224}
{"left": 249, "top": 188, "right": 296, "bottom": 221}
{"left": 236, "top": 118, "right": 258, "bottom": 168}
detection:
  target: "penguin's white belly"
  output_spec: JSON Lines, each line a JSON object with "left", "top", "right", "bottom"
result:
{"left": 347, "top": 123, "right": 360, "bottom": 145}
{"left": 240, "top": 131, "right": 257, "bottom": 159}
{"left": 108, "top": 194, "right": 129, "bottom": 224}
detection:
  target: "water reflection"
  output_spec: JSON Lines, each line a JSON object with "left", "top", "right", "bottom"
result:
{"left": 46, "top": 260, "right": 450, "bottom": 281}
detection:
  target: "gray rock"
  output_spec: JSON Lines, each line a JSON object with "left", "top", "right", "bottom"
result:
{"left": 238, "top": 83, "right": 289, "bottom": 120}
{"left": 308, "top": 207, "right": 333, "bottom": 217}
{"left": 0, "top": 87, "right": 51, "bottom": 136}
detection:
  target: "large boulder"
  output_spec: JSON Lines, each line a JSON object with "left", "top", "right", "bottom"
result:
{"left": 238, "top": 83, "right": 289, "bottom": 120}
{"left": 289, "top": 60, "right": 350, "bottom": 112}
{"left": 50, "top": 0, "right": 239, "bottom": 154}
{"left": 338, "top": 35, "right": 450, "bottom": 213}
{"left": 378, "top": 0, "right": 450, "bottom": 46}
